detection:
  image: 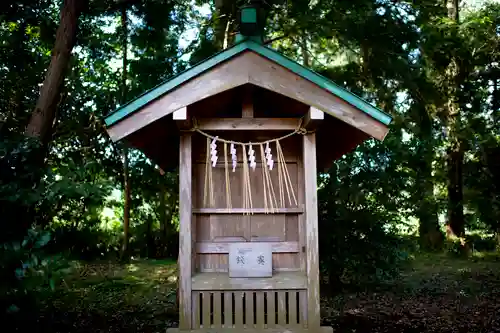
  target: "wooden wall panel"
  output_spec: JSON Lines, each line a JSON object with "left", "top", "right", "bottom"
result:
{"left": 193, "top": 162, "right": 299, "bottom": 209}
{"left": 285, "top": 215, "right": 299, "bottom": 242}
{"left": 197, "top": 253, "right": 300, "bottom": 272}
{"left": 249, "top": 215, "right": 285, "bottom": 241}
{"left": 195, "top": 214, "right": 211, "bottom": 242}
{"left": 197, "top": 254, "right": 228, "bottom": 272}
{"left": 272, "top": 253, "right": 300, "bottom": 271}
{"left": 209, "top": 215, "right": 248, "bottom": 240}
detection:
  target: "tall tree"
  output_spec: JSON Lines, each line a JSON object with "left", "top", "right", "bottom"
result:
{"left": 25, "top": 0, "right": 86, "bottom": 148}
{"left": 444, "top": 0, "right": 465, "bottom": 239}
{"left": 120, "top": 5, "right": 131, "bottom": 261}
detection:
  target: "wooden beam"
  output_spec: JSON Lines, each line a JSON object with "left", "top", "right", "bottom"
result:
{"left": 302, "top": 132, "right": 320, "bottom": 331}
{"left": 196, "top": 241, "right": 299, "bottom": 254}
{"left": 196, "top": 118, "right": 300, "bottom": 131}
{"left": 173, "top": 106, "right": 192, "bottom": 130}
{"left": 107, "top": 52, "right": 388, "bottom": 142}
{"left": 192, "top": 207, "right": 303, "bottom": 214}
{"left": 173, "top": 107, "right": 187, "bottom": 120}
{"left": 106, "top": 57, "right": 248, "bottom": 141}
{"left": 242, "top": 85, "right": 254, "bottom": 118}
{"left": 302, "top": 106, "right": 324, "bottom": 130}
{"left": 245, "top": 52, "right": 389, "bottom": 140}
{"left": 179, "top": 133, "right": 192, "bottom": 330}
{"left": 191, "top": 272, "right": 307, "bottom": 291}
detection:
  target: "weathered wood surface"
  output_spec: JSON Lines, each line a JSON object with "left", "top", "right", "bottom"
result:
{"left": 234, "top": 291, "right": 244, "bottom": 327}
{"left": 107, "top": 55, "right": 248, "bottom": 141}
{"left": 192, "top": 292, "right": 201, "bottom": 329}
{"left": 195, "top": 118, "right": 300, "bottom": 131}
{"left": 242, "top": 85, "right": 254, "bottom": 118}
{"left": 214, "top": 291, "right": 222, "bottom": 328}
{"left": 302, "top": 106, "right": 324, "bottom": 130}
{"left": 266, "top": 290, "right": 276, "bottom": 327}
{"left": 192, "top": 207, "right": 304, "bottom": 214}
{"left": 179, "top": 133, "right": 193, "bottom": 330}
{"left": 303, "top": 133, "right": 320, "bottom": 330}
{"left": 196, "top": 241, "right": 299, "bottom": 254}
{"left": 166, "top": 326, "right": 334, "bottom": 333}
{"left": 191, "top": 272, "right": 307, "bottom": 290}
{"left": 245, "top": 52, "right": 388, "bottom": 140}
{"left": 224, "top": 292, "right": 233, "bottom": 328}
{"left": 108, "top": 51, "right": 388, "bottom": 142}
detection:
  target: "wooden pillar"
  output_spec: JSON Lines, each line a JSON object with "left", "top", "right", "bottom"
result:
{"left": 179, "top": 133, "right": 192, "bottom": 330}
{"left": 303, "top": 132, "right": 320, "bottom": 330}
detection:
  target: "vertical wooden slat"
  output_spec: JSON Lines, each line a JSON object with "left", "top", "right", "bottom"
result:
{"left": 179, "top": 133, "right": 192, "bottom": 330}
{"left": 256, "top": 291, "right": 265, "bottom": 329}
{"left": 303, "top": 133, "right": 320, "bottom": 330}
{"left": 203, "top": 292, "right": 211, "bottom": 329}
{"left": 234, "top": 291, "right": 244, "bottom": 328}
{"left": 224, "top": 292, "right": 233, "bottom": 328}
{"left": 297, "top": 151, "right": 306, "bottom": 272}
{"left": 213, "top": 291, "right": 222, "bottom": 328}
{"left": 299, "top": 290, "right": 308, "bottom": 327}
{"left": 289, "top": 291, "right": 298, "bottom": 326}
{"left": 277, "top": 291, "right": 287, "bottom": 325}
{"left": 192, "top": 292, "right": 200, "bottom": 329}
{"left": 245, "top": 291, "right": 254, "bottom": 328}
{"left": 266, "top": 291, "right": 276, "bottom": 328}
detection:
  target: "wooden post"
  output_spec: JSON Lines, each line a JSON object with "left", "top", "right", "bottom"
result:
{"left": 303, "top": 132, "right": 320, "bottom": 330}
{"left": 179, "top": 133, "right": 192, "bottom": 330}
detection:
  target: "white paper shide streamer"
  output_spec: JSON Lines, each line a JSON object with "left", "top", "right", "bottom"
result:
{"left": 230, "top": 143, "right": 237, "bottom": 172}
{"left": 210, "top": 136, "right": 218, "bottom": 167}
{"left": 248, "top": 144, "right": 256, "bottom": 171}
{"left": 265, "top": 142, "right": 273, "bottom": 170}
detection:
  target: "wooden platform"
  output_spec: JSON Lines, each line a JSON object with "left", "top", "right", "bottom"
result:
{"left": 167, "top": 326, "right": 333, "bottom": 333}
{"left": 192, "top": 272, "right": 306, "bottom": 291}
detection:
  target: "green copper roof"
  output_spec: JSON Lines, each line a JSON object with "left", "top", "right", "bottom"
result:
{"left": 105, "top": 39, "right": 392, "bottom": 127}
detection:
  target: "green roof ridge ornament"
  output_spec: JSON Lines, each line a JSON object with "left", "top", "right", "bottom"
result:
{"left": 237, "top": 3, "right": 266, "bottom": 44}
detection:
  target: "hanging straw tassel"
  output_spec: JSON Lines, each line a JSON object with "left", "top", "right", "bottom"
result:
{"left": 203, "top": 137, "right": 215, "bottom": 208}
{"left": 276, "top": 140, "right": 298, "bottom": 207}
{"left": 260, "top": 144, "right": 269, "bottom": 213}
{"left": 224, "top": 143, "right": 232, "bottom": 212}
{"left": 241, "top": 144, "right": 253, "bottom": 215}
{"left": 260, "top": 143, "right": 278, "bottom": 214}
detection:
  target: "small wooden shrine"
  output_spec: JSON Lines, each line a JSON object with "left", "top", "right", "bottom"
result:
{"left": 104, "top": 6, "right": 392, "bottom": 333}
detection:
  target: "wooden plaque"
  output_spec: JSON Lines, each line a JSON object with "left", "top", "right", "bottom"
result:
{"left": 228, "top": 242, "right": 272, "bottom": 278}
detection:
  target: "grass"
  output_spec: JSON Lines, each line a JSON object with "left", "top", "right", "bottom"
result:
{"left": 13, "top": 253, "right": 500, "bottom": 332}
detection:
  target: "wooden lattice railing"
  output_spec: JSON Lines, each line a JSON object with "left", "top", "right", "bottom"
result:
{"left": 191, "top": 290, "right": 308, "bottom": 330}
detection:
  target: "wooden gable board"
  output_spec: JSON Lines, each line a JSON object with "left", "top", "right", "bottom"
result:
{"left": 105, "top": 39, "right": 392, "bottom": 141}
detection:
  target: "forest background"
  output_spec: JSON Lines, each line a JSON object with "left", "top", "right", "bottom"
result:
{"left": 1, "top": 0, "right": 500, "bottom": 331}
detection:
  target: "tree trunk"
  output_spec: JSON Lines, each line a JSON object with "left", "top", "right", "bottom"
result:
{"left": 300, "top": 34, "right": 310, "bottom": 67}
{"left": 415, "top": 103, "right": 443, "bottom": 250}
{"left": 121, "top": 146, "right": 131, "bottom": 260}
{"left": 417, "top": 152, "right": 443, "bottom": 250}
{"left": 446, "top": 144, "right": 465, "bottom": 237}
{"left": 159, "top": 180, "right": 167, "bottom": 256}
{"left": 25, "top": 0, "right": 85, "bottom": 146}
{"left": 444, "top": 0, "right": 465, "bottom": 240}
{"left": 120, "top": 7, "right": 131, "bottom": 261}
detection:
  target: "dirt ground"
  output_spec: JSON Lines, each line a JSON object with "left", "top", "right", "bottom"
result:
{"left": 15, "top": 254, "right": 500, "bottom": 333}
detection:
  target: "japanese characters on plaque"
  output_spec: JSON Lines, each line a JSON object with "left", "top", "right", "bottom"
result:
{"left": 228, "top": 242, "right": 272, "bottom": 278}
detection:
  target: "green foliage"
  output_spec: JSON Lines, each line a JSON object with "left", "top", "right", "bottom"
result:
{"left": 318, "top": 158, "right": 410, "bottom": 289}
{"left": 1, "top": 1, "right": 500, "bottom": 327}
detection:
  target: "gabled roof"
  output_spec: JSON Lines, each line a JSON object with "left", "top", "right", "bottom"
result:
{"left": 104, "top": 39, "right": 392, "bottom": 130}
